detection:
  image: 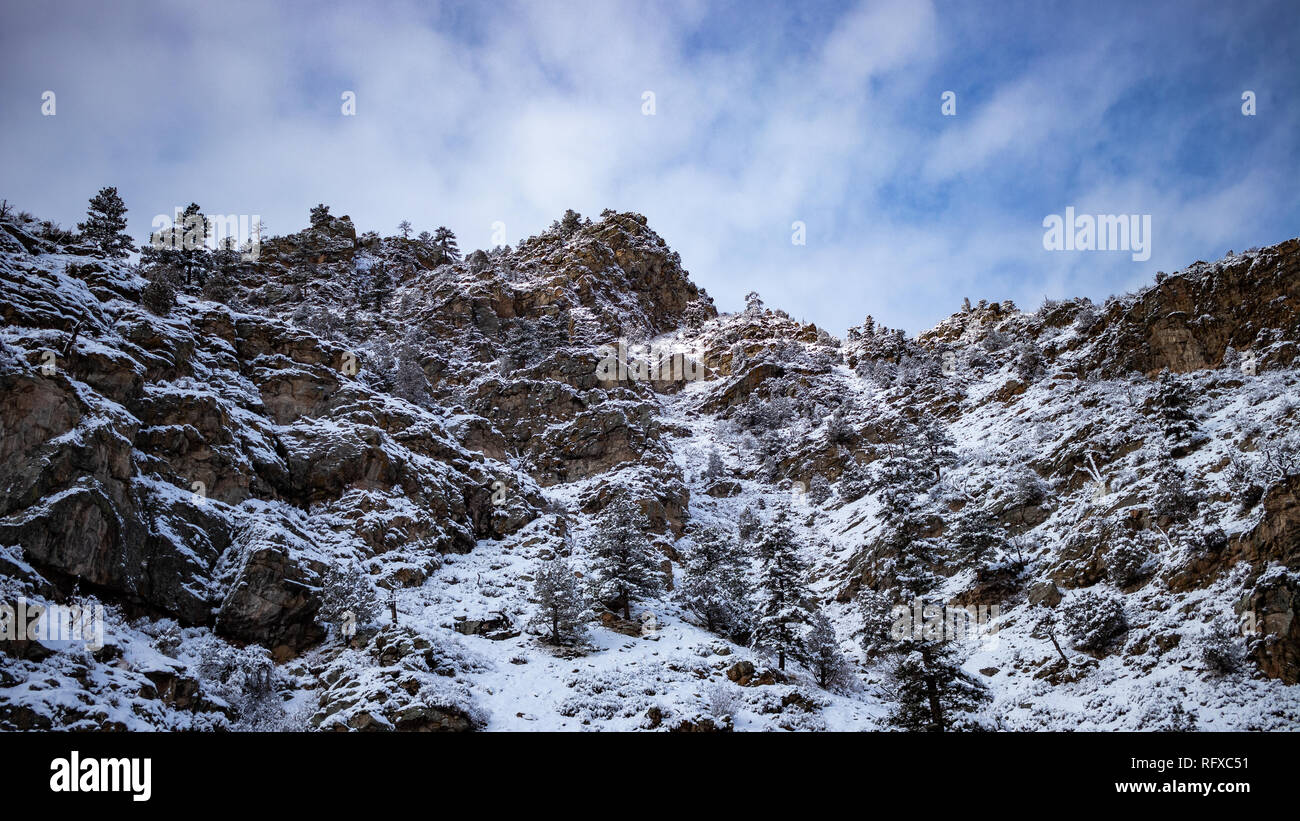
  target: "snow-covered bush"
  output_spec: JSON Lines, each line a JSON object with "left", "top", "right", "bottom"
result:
{"left": 1005, "top": 466, "right": 1049, "bottom": 509}
{"left": 141, "top": 277, "right": 177, "bottom": 315}
{"left": 826, "top": 409, "right": 855, "bottom": 446}
{"left": 558, "top": 665, "right": 664, "bottom": 722}
{"left": 1223, "top": 450, "right": 1264, "bottom": 510}
{"left": 807, "top": 473, "right": 832, "bottom": 506}
{"left": 1106, "top": 534, "right": 1155, "bottom": 587}
{"left": 1196, "top": 615, "right": 1244, "bottom": 675}
{"left": 706, "top": 683, "right": 741, "bottom": 722}
{"left": 1138, "top": 691, "right": 1198, "bottom": 731}
{"left": 1151, "top": 456, "right": 1199, "bottom": 521}
{"left": 703, "top": 449, "right": 725, "bottom": 480}
{"left": 737, "top": 507, "right": 761, "bottom": 543}
{"left": 1061, "top": 589, "right": 1127, "bottom": 651}
{"left": 182, "top": 633, "right": 289, "bottom": 730}
{"left": 317, "top": 561, "right": 381, "bottom": 635}
{"left": 1013, "top": 341, "right": 1045, "bottom": 382}
{"left": 1259, "top": 432, "right": 1300, "bottom": 484}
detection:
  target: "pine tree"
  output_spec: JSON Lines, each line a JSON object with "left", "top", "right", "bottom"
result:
{"left": 888, "top": 638, "right": 987, "bottom": 731}
{"left": 176, "top": 202, "right": 213, "bottom": 286}
{"left": 913, "top": 414, "right": 957, "bottom": 483}
{"left": 1155, "top": 369, "right": 1198, "bottom": 447}
{"left": 838, "top": 457, "right": 870, "bottom": 504}
{"left": 751, "top": 508, "right": 814, "bottom": 670}
{"left": 558, "top": 209, "right": 582, "bottom": 236}
{"left": 392, "top": 348, "right": 430, "bottom": 406}
{"left": 318, "top": 562, "right": 381, "bottom": 635}
{"left": 432, "top": 226, "right": 460, "bottom": 264}
{"left": 949, "top": 504, "right": 1005, "bottom": 572}
{"left": 859, "top": 588, "right": 897, "bottom": 659}
{"left": 309, "top": 203, "right": 332, "bottom": 229}
{"left": 826, "top": 406, "right": 855, "bottom": 446}
{"left": 703, "top": 449, "right": 725, "bottom": 481}
{"left": 882, "top": 519, "right": 988, "bottom": 730}
{"left": 77, "top": 186, "right": 134, "bottom": 258}
{"left": 737, "top": 506, "right": 761, "bottom": 544}
{"left": 1014, "top": 340, "right": 1046, "bottom": 382}
{"left": 678, "top": 525, "right": 750, "bottom": 640}
{"left": 397, "top": 219, "right": 412, "bottom": 240}
{"left": 141, "top": 270, "right": 178, "bottom": 315}
{"left": 879, "top": 528, "right": 989, "bottom": 730}
{"left": 806, "top": 610, "right": 853, "bottom": 689}
{"left": 529, "top": 556, "right": 589, "bottom": 646}
{"left": 808, "top": 473, "right": 832, "bottom": 506}
{"left": 876, "top": 439, "right": 988, "bottom": 730}
{"left": 369, "top": 263, "right": 392, "bottom": 312}
{"left": 1151, "top": 453, "right": 1199, "bottom": 522}
{"left": 204, "top": 238, "right": 239, "bottom": 304}
{"left": 588, "top": 497, "right": 663, "bottom": 620}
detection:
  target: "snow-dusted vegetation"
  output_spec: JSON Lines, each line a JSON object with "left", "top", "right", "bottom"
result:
{"left": 2, "top": 197, "right": 1299, "bottom": 731}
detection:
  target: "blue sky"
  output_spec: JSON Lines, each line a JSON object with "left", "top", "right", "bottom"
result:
{"left": 2, "top": 0, "right": 1297, "bottom": 334}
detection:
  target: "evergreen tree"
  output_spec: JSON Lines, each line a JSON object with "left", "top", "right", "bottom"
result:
{"left": 806, "top": 610, "right": 853, "bottom": 689}
{"left": 751, "top": 508, "right": 814, "bottom": 670}
{"left": 529, "top": 556, "right": 589, "bottom": 646}
{"left": 175, "top": 202, "right": 213, "bottom": 286}
{"left": 678, "top": 525, "right": 750, "bottom": 640}
{"left": 309, "top": 203, "right": 332, "bottom": 229}
{"left": 703, "top": 449, "right": 725, "bottom": 481}
{"left": 808, "top": 473, "right": 832, "bottom": 506}
{"left": 737, "top": 506, "right": 761, "bottom": 544}
{"left": 826, "top": 406, "right": 855, "bottom": 446}
{"left": 397, "top": 219, "right": 412, "bottom": 240}
{"left": 204, "top": 237, "right": 240, "bottom": 304}
{"left": 913, "top": 414, "right": 957, "bottom": 483}
{"left": 318, "top": 562, "right": 381, "bottom": 636}
{"left": 888, "top": 636, "right": 988, "bottom": 731}
{"left": 369, "top": 263, "right": 392, "bottom": 312}
{"left": 432, "top": 226, "right": 460, "bottom": 264}
{"left": 875, "top": 439, "right": 988, "bottom": 730}
{"left": 1155, "top": 369, "right": 1198, "bottom": 447}
{"left": 838, "top": 457, "right": 870, "bottom": 504}
{"left": 1014, "top": 340, "right": 1046, "bottom": 382}
{"left": 364, "top": 338, "right": 397, "bottom": 393}
{"left": 77, "top": 186, "right": 134, "bottom": 258}
{"left": 392, "top": 347, "right": 430, "bottom": 406}
{"left": 948, "top": 504, "right": 1005, "bottom": 572}
{"left": 588, "top": 497, "right": 663, "bottom": 620}
{"left": 858, "top": 588, "right": 897, "bottom": 659}
{"left": 141, "top": 271, "right": 178, "bottom": 315}
{"left": 1151, "top": 453, "right": 1199, "bottom": 522}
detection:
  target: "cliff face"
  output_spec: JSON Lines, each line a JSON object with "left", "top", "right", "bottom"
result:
{"left": 1, "top": 207, "right": 1298, "bottom": 731}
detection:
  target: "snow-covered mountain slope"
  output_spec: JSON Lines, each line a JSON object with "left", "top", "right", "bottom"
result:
{"left": 2, "top": 206, "right": 1298, "bottom": 731}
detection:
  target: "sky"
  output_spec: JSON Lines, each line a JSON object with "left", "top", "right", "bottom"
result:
{"left": 2, "top": 0, "right": 1297, "bottom": 335}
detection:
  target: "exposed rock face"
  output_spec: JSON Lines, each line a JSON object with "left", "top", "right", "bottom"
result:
{"left": 3, "top": 202, "right": 1300, "bottom": 731}
{"left": 1241, "top": 568, "right": 1300, "bottom": 685}
{"left": 310, "top": 626, "right": 481, "bottom": 732}
{"left": 0, "top": 231, "right": 523, "bottom": 655}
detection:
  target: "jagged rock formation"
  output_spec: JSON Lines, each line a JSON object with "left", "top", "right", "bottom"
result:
{"left": 2, "top": 203, "right": 1298, "bottom": 730}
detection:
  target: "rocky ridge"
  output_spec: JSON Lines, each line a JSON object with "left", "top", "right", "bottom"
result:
{"left": 2, "top": 205, "right": 1298, "bottom": 731}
